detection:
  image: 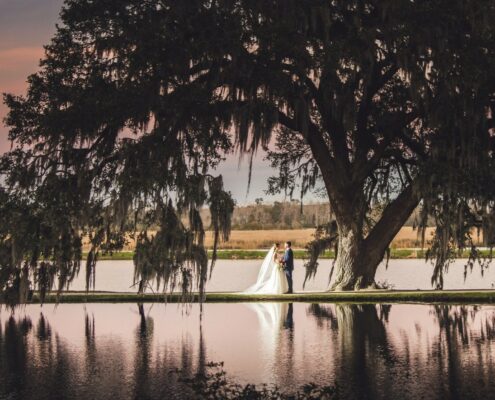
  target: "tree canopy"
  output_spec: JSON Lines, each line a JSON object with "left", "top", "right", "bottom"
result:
{"left": 1, "top": 0, "right": 495, "bottom": 303}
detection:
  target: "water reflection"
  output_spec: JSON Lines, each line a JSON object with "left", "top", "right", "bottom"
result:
{"left": 307, "top": 304, "right": 396, "bottom": 399}
{"left": 0, "top": 313, "right": 77, "bottom": 399}
{"left": 1, "top": 303, "right": 495, "bottom": 399}
{"left": 130, "top": 303, "right": 199, "bottom": 399}
{"left": 428, "top": 305, "right": 495, "bottom": 400}
{"left": 245, "top": 302, "right": 296, "bottom": 385}
{"left": 247, "top": 302, "right": 293, "bottom": 332}
{"left": 307, "top": 303, "right": 495, "bottom": 400}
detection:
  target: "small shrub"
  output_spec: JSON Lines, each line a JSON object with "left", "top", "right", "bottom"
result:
{"left": 174, "top": 362, "right": 340, "bottom": 400}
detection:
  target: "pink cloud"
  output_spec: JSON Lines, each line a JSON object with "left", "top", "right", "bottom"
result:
{"left": 0, "top": 46, "right": 44, "bottom": 92}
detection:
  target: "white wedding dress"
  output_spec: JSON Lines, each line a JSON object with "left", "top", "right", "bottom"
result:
{"left": 244, "top": 246, "right": 288, "bottom": 294}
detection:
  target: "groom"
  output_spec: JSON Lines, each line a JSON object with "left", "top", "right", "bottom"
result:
{"left": 282, "top": 241, "right": 294, "bottom": 294}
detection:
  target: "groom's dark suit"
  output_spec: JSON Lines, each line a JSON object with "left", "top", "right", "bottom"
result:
{"left": 283, "top": 248, "right": 294, "bottom": 293}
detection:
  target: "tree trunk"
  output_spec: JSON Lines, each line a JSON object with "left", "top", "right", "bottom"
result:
{"left": 329, "top": 184, "right": 419, "bottom": 291}
{"left": 331, "top": 226, "right": 374, "bottom": 290}
{"left": 308, "top": 123, "right": 421, "bottom": 291}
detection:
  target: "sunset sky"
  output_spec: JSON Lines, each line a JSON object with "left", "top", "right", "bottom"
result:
{"left": 0, "top": 0, "right": 312, "bottom": 204}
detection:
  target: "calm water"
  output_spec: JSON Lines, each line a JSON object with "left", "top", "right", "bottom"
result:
{"left": 1, "top": 303, "right": 495, "bottom": 400}
{"left": 67, "top": 259, "right": 495, "bottom": 292}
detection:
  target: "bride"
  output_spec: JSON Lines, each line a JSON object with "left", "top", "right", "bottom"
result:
{"left": 244, "top": 243, "right": 288, "bottom": 294}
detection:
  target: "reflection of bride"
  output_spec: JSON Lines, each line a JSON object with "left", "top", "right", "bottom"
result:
{"left": 248, "top": 302, "right": 290, "bottom": 331}
{"left": 246, "top": 302, "right": 295, "bottom": 385}
{"left": 244, "top": 244, "right": 288, "bottom": 294}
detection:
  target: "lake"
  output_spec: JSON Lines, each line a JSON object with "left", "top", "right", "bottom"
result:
{"left": 1, "top": 302, "right": 495, "bottom": 399}
{"left": 67, "top": 259, "right": 495, "bottom": 293}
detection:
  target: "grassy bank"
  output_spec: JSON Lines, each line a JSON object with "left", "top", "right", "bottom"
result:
{"left": 89, "top": 248, "right": 493, "bottom": 261}
{"left": 27, "top": 290, "right": 495, "bottom": 304}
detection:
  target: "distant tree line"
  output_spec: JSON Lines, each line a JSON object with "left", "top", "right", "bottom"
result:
{"left": 199, "top": 201, "right": 423, "bottom": 230}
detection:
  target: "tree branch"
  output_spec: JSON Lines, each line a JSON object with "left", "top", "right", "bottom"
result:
{"left": 354, "top": 62, "right": 399, "bottom": 177}
{"left": 364, "top": 181, "right": 420, "bottom": 256}
{"left": 315, "top": 67, "right": 351, "bottom": 175}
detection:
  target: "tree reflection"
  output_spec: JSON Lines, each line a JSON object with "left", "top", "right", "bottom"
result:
{"left": 432, "top": 305, "right": 487, "bottom": 344}
{"left": 81, "top": 303, "right": 200, "bottom": 399}
{"left": 0, "top": 315, "right": 32, "bottom": 397}
{"left": 0, "top": 313, "right": 76, "bottom": 399}
{"left": 131, "top": 303, "right": 203, "bottom": 399}
{"left": 132, "top": 303, "right": 154, "bottom": 399}
{"left": 308, "top": 303, "right": 393, "bottom": 359}
{"left": 310, "top": 304, "right": 395, "bottom": 399}
{"left": 83, "top": 308, "right": 98, "bottom": 399}
{"left": 36, "top": 313, "right": 51, "bottom": 341}
{"left": 2, "top": 303, "right": 495, "bottom": 400}
{"left": 429, "top": 305, "right": 495, "bottom": 400}
{"left": 307, "top": 303, "right": 495, "bottom": 400}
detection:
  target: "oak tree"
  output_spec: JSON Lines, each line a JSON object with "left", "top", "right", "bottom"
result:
{"left": 1, "top": 0, "right": 495, "bottom": 304}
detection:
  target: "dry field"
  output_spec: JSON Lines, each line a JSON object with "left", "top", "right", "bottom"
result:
{"left": 82, "top": 226, "right": 465, "bottom": 251}
{"left": 205, "top": 229, "right": 316, "bottom": 249}
{"left": 209, "top": 227, "right": 440, "bottom": 249}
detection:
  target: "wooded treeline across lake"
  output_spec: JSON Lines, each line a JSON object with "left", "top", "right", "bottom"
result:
{"left": 199, "top": 201, "right": 429, "bottom": 230}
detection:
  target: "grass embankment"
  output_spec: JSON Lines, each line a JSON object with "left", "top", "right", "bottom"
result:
{"left": 30, "top": 290, "right": 495, "bottom": 304}
{"left": 89, "top": 248, "right": 493, "bottom": 261}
